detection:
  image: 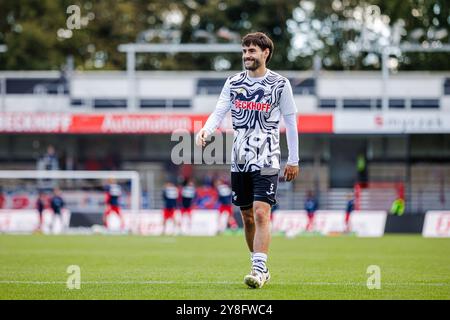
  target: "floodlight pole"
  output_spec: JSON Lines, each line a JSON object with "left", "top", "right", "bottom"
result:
{"left": 126, "top": 48, "right": 137, "bottom": 110}
{"left": 118, "top": 43, "right": 242, "bottom": 110}
{"left": 381, "top": 49, "right": 389, "bottom": 110}
{"left": 0, "top": 45, "right": 7, "bottom": 112}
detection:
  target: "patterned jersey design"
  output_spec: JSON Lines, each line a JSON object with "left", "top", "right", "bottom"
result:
{"left": 229, "top": 70, "right": 287, "bottom": 172}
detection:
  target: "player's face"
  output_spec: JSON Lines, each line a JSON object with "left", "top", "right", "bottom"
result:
{"left": 242, "top": 44, "right": 267, "bottom": 71}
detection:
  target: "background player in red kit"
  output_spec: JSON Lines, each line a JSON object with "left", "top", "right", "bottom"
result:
{"left": 162, "top": 182, "right": 179, "bottom": 235}
{"left": 215, "top": 178, "right": 238, "bottom": 234}
{"left": 0, "top": 187, "right": 5, "bottom": 209}
{"left": 103, "top": 178, "right": 124, "bottom": 231}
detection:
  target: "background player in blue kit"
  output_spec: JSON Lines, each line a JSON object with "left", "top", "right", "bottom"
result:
{"left": 180, "top": 178, "right": 196, "bottom": 234}
{"left": 197, "top": 32, "right": 300, "bottom": 288}
{"left": 162, "top": 182, "right": 179, "bottom": 235}
{"left": 304, "top": 191, "right": 318, "bottom": 232}
{"left": 50, "top": 188, "right": 65, "bottom": 233}
{"left": 344, "top": 192, "right": 355, "bottom": 233}
{"left": 35, "top": 191, "right": 46, "bottom": 233}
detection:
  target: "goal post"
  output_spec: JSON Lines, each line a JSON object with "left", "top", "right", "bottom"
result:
{"left": 0, "top": 170, "right": 141, "bottom": 213}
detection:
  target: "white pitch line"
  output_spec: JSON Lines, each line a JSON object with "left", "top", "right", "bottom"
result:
{"left": 0, "top": 280, "right": 448, "bottom": 287}
{"left": 2, "top": 280, "right": 237, "bottom": 285}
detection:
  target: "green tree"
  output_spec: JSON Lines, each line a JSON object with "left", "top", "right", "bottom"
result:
{"left": 287, "top": 0, "right": 450, "bottom": 70}
{"left": 0, "top": 0, "right": 448, "bottom": 71}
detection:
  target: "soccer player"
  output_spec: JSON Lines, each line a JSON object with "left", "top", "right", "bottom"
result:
{"left": 270, "top": 203, "right": 279, "bottom": 222}
{"left": 35, "top": 191, "right": 46, "bottom": 232}
{"left": 215, "top": 178, "right": 238, "bottom": 234}
{"left": 390, "top": 196, "right": 405, "bottom": 216}
{"left": 50, "top": 188, "right": 65, "bottom": 233}
{"left": 103, "top": 178, "right": 125, "bottom": 231}
{"left": 162, "top": 182, "right": 179, "bottom": 235}
{"left": 0, "top": 187, "right": 5, "bottom": 209}
{"left": 196, "top": 32, "right": 300, "bottom": 289}
{"left": 304, "top": 191, "right": 318, "bottom": 232}
{"left": 180, "top": 178, "right": 196, "bottom": 234}
{"left": 344, "top": 192, "right": 355, "bottom": 233}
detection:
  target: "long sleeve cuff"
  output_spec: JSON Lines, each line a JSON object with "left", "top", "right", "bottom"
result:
{"left": 283, "top": 113, "right": 299, "bottom": 166}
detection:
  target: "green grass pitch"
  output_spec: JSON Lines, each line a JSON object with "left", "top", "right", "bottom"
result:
{"left": 0, "top": 234, "right": 449, "bottom": 299}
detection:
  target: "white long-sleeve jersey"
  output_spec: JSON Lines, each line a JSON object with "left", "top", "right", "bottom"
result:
{"left": 202, "top": 69, "right": 299, "bottom": 172}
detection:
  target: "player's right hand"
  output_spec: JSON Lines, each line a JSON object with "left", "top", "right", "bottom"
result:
{"left": 196, "top": 129, "right": 208, "bottom": 147}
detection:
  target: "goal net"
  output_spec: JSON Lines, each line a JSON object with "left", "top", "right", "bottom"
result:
{"left": 0, "top": 170, "right": 140, "bottom": 233}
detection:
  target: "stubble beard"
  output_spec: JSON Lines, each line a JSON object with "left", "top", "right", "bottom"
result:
{"left": 244, "top": 58, "right": 261, "bottom": 71}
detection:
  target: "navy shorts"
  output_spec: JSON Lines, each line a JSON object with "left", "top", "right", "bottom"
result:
{"left": 231, "top": 170, "right": 279, "bottom": 209}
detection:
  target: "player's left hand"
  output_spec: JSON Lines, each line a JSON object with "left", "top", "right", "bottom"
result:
{"left": 284, "top": 165, "right": 299, "bottom": 182}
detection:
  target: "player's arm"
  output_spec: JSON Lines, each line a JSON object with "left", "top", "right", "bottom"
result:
{"left": 196, "top": 78, "right": 232, "bottom": 147}
{"left": 280, "top": 80, "right": 300, "bottom": 182}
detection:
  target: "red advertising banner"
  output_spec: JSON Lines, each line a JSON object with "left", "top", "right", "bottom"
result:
{"left": 0, "top": 112, "right": 334, "bottom": 134}
{"left": 298, "top": 114, "right": 333, "bottom": 133}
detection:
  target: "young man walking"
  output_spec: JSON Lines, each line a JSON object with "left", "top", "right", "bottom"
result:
{"left": 196, "top": 32, "right": 300, "bottom": 288}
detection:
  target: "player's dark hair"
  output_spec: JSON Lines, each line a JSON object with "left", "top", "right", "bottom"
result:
{"left": 242, "top": 32, "right": 274, "bottom": 64}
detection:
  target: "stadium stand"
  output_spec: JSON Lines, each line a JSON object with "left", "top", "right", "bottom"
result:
{"left": 0, "top": 70, "right": 449, "bottom": 215}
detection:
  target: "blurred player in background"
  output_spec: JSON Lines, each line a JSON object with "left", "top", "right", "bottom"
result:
{"left": 344, "top": 192, "right": 355, "bottom": 233}
{"left": 196, "top": 32, "right": 300, "bottom": 289}
{"left": 35, "top": 191, "right": 46, "bottom": 232}
{"left": 304, "top": 191, "right": 318, "bottom": 232}
{"left": 215, "top": 178, "right": 238, "bottom": 234}
{"left": 180, "top": 178, "right": 196, "bottom": 235}
{"left": 162, "top": 182, "right": 179, "bottom": 235}
{"left": 390, "top": 196, "right": 405, "bottom": 216}
{"left": 50, "top": 188, "right": 65, "bottom": 233}
{"left": 37, "top": 145, "right": 59, "bottom": 189}
{"left": 37, "top": 145, "right": 59, "bottom": 171}
{"left": 270, "top": 203, "right": 279, "bottom": 222}
{"left": 103, "top": 178, "right": 124, "bottom": 231}
{"left": 0, "top": 187, "right": 5, "bottom": 209}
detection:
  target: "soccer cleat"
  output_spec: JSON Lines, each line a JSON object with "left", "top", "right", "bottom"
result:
{"left": 263, "top": 268, "right": 270, "bottom": 283}
{"left": 244, "top": 271, "right": 264, "bottom": 288}
{"left": 244, "top": 268, "right": 270, "bottom": 289}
